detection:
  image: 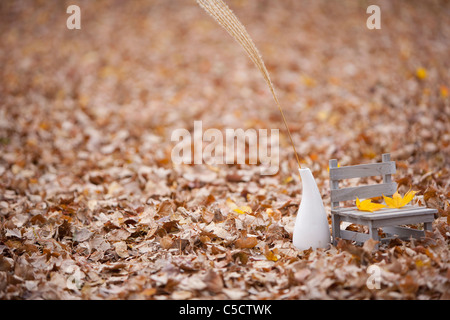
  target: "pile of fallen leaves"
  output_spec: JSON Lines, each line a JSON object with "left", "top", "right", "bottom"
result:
{"left": 0, "top": 0, "right": 449, "bottom": 300}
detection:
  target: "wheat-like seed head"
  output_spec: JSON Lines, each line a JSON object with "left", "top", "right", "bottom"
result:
{"left": 196, "top": 0, "right": 301, "bottom": 168}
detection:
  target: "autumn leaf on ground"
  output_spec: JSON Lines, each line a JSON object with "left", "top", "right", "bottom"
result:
{"left": 160, "top": 235, "right": 174, "bottom": 249}
{"left": 356, "top": 197, "right": 386, "bottom": 213}
{"left": 283, "top": 176, "right": 293, "bottom": 184}
{"left": 415, "top": 67, "right": 427, "bottom": 80}
{"left": 383, "top": 190, "right": 418, "bottom": 209}
{"left": 235, "top": 236, "right": 258, "bottom": 249}
{"left": 264, "top": 246, "right": 280, "bottom": 262}
{"left": 113, "top": 241, "right": 129, "bottom": 258}
{"left": 1, "top": 0, "right": 449, "bottom": 302}
{"left": 441, "top": 85, "right": 449, "bottom": 98}
{"left": 266, "top": 208, "right": 281, "bottom": 220}
{"left": 226, "top": 198, "right": 252, "bottom": 215}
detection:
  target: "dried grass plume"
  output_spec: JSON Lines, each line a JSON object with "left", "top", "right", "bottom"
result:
{"left": 196, "top": 0, "right": 301, "bottom": 168}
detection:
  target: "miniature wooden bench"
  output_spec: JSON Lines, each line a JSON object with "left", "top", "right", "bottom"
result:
{"left": 329, "top": 153, "right": 437, "bottom": 249}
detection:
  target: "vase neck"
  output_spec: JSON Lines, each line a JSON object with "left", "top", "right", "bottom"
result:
{"left": 299, "top": 168, "right": 318, "bottom": 196}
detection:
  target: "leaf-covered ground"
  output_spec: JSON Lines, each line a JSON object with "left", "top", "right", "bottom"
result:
{"left": 0, "top": 0, "right": 449, "bottom": 300}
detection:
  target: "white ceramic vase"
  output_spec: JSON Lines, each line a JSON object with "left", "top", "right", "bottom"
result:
{"left": 293, "top": 168, "right": 331, "bottom": 251}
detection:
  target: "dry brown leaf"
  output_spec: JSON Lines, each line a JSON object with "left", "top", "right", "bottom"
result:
{"left": 201, "top": 209, "right": 215, "bottom": 224}
{"left": 294, "top": 268, "right": 311, "bottom": 283}
{"left": 399, "top": 275, "right": 419, "bottom": 295}
{"left": 160, "top": 235, "right": 174, "bottom": 250}
{"left": 204, "top": 269, "right": 224, "bottom": 293}
{"left": 113, "top": 241, "right": 129, "bottom": 259}
{"left": 363, "top": 238, "right": 379, "bottom": 253}
{"left": 235, "top": 236, "right": 258, "bottom": 249}
{"left": 0, "top": 0, "right": 449, "bottom": 301}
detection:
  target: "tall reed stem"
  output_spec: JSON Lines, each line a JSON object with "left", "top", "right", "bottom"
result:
{"left": 196, "top": 0, "right": 302, "bottom": 168}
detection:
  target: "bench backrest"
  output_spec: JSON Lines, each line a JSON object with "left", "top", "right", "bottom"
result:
{"left": 329, "top": 153, "right": 397, "bottom": 209}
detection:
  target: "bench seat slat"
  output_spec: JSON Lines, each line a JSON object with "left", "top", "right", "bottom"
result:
{"left": 332, "top": 205, "right": 437, "bottom": 220}
{"left": 330, "top": 161, "right": 396, "bottom": 180}
{"left": 331, "top": 182, "right": 397, "bottom": 203}
{"left": 332, "top": 205, "right": 425, "bottom": 214}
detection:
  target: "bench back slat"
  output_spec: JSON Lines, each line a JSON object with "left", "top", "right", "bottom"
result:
{"left": 331, "top": 182, "right": 398, "bottom": 203}
{"left": 329, "top": 153, "right": 397, "bottom": 208}
{"left": 329, "top": 161, "right": 396, "bottom": 180}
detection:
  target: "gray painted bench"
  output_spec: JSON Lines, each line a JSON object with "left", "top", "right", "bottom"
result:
{"left": 329, "top": 153, "right": 437, "bottom": 249}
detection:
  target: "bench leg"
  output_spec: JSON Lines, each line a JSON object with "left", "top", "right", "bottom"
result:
{"left": 368, "top": 221, "right": 379, "bottom": 250}
{"left": 332, "top": 214, "right": 341, "bottom": 246}
{"left": 424, "top": 222, "right": 432, "bottom": 232}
